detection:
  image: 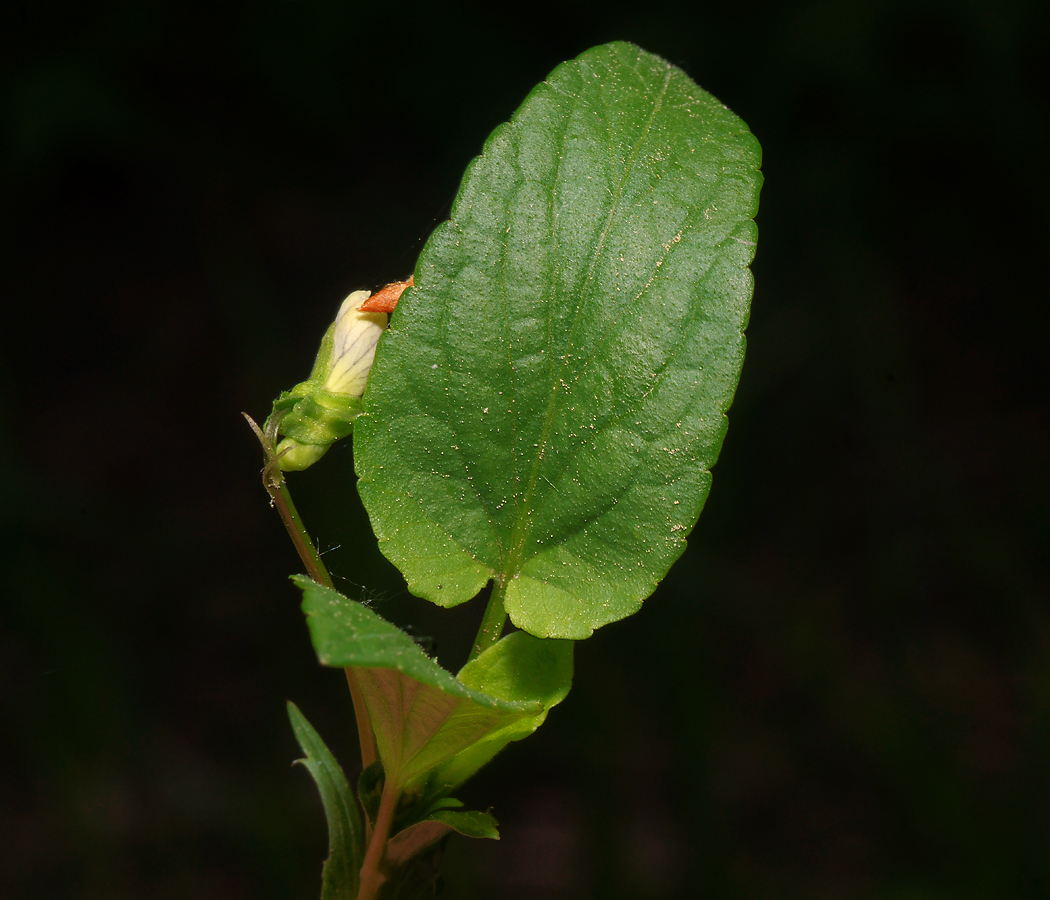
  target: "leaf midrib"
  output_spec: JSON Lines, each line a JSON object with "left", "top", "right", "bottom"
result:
{"left": 500, "top": 58, "right": 676, "bottom": 586}
{"left": 521, "top": 202, "right": 739, "bottom": 520}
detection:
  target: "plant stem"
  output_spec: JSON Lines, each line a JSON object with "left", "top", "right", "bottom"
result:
{"left": 266, "top": 454, "right": 332, "bottom": 586}
{"left": 467, "top": 579, "right": 508, "bottom": 663}
{"left": 244, "top": 413, "right": 378, "bottom": 769}
{"left": 357, "top": 776, "right": 400, "bottom": 900}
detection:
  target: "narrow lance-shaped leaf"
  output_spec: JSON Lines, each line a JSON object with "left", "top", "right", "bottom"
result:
{"left": 356, "top": 40, "right": 762, "bottom": 639}
{"left": 287, "top": 702, "right": 363, "bottom": 900}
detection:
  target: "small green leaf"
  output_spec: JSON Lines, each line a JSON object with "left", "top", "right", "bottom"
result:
{"left": 296, "top": 577, "right": 571, "bottom": 795}
{"left": 296, "top": 576, "right": 524, "bottom": 705}
{"left": 426, "top": 631, "right": 573, "bottom": 793}
{"left": 287, "top": 702, "right": 362, "bottom": 900}
{"left": 386, "top": 809, "right": 499, "bottom": 870}
{"left": 356, "top": 41, "right": 762, "bottom": 639}
{"left": 423, "top": 796, "right": 464, "bottom": 813}
{"left": 428, "top": 808, "right": 500, "bottom": 840}
{"left": 457, "top": 629, "right": 573, "bottom": 704}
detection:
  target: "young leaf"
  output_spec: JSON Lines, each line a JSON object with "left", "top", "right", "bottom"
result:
{"left": 355, "top": 40, "right": 762, "bottom": 639}
{"left": 287, "top": 702, "right": 363, "bottom": 900}
{"left": 296, "top": 577, "right": 571, "bottom": 794}
{"left": 427, "top": 807, "right": 499, "bottom": 840}
{"left": 386, "top": 809, "right": 500, "bottom": 869}
{"left": 426, "top": 631, "right": 573, "bottom": 793}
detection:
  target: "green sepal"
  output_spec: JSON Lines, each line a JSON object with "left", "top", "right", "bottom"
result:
{"left": 294, "top": 577, "right": 573, "bottom": 797}
{"left": 303, "top": 320, "right": 338, "bottom": 385}
{"left": 266, "top": 320, "right": 364, "bottom": 470}
{"left": 268, "top": 319, "right": 338, "bottom": 429}
{"left": 287, "top": 702, "right": 363, "bottom": 900}
{"left": 280, "top": 390, "right": 363, "bottom": 443}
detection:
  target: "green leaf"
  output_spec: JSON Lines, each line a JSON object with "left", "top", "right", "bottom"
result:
{"left": 287, "top": 702, "right": 362, "bottom": 900}
{"left": 423, "top": 796, "right": 464, "bottom": 813}
{"left": 457, "top": 628, "right": 573, "bottom": 704}
{"left": 386, "top": 809, "right": 499, "bottom": 870}
{"left": 426, "top": 630, "right": 573, "bottom": 793}
{"left": 355, "top": 40, "right": 762, "bottom": 639}
{"left": 296, "top": 577, "right": 571, "bottom": 794}
{"left": 427, "top": 807, "right": 499, "bottom": 840}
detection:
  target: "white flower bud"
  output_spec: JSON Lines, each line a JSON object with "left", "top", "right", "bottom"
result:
{"left": 324, "top": 289, "right": 388, "bottom": 397}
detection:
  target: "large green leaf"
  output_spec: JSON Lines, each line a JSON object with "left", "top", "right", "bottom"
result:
{"left": 296, "top": 577, "right": 571, "bottom": 793}
{"left": 355, "top": 40, "right": 762, "bottom": 639}
{"left": 287, "top": 702, "right": 362, "bottom": 900}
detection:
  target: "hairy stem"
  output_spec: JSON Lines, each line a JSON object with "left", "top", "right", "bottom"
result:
{"left": 357, "top": 776, "right": 400, "bottom": 900}
{"left": 244, "top": 413, "right": 378, "bottom": 769}
{"left": 265, "top": 457, "right": 332, "bottom": 586}
{"left": 467, "top": 579, "right": 508, "bottom": 663}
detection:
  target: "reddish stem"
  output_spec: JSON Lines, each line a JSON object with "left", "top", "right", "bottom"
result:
{"left": 357, "top": 777, "right": 400, "bottom": 900}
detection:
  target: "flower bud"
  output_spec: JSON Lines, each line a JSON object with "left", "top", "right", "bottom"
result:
{"left": 324, "top": 290, "right": 388, "bottom": 396}
{"left": 269, "top": 289, "right": 389, "bottom": 471}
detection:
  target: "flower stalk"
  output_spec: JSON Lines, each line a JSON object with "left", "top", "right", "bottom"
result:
{"left": 244, "top": 411, "right": 378, "bottom": 770}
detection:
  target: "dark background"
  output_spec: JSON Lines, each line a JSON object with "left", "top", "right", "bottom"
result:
{"left": 3, "top": 1, "right": 1049, "bottom": 897}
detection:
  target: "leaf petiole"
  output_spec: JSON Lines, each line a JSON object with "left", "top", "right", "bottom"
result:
{"left": 467, "top": 579, "right": 509, "bottom": 663}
